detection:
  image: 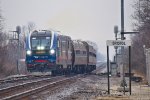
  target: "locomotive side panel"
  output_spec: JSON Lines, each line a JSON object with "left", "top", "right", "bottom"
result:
{"left": 87, "top": 43, "right": 97, "bottom": 71}
{"left": 72, "top": 40, "right": 87, "bottom": 73}
{"left": 56, "top": 35, "right": 72, "bottom": 69}
{"left": 88, "top": 45, "right": 96, "bottom": 65}
{"left": 73, "top": 40, "right": 87, "bottom": 65}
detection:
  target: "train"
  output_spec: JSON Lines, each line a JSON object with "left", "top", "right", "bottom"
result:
{"left": 25, "top": 30, "right": 97, "bottom": 75}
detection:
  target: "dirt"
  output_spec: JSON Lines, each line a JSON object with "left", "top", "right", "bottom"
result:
{"left": 27, "top": 73, "right": 150, "bottom": 100}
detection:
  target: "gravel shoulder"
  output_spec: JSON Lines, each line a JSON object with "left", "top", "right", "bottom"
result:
{"left": 39, "top": 74, "right": 150, "bottom": 100}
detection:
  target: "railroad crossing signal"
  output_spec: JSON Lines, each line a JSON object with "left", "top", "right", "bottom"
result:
{"left": 9, "top": 26, "right": 21, "bottom": 75}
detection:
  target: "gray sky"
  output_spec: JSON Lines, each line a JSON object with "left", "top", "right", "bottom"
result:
{"left": 1, "top": 0, "right": 136, "bottom": 58}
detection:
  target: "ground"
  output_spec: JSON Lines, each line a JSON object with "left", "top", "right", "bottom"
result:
{"left": 44, "top": 75, "right": 150, "bottom": 100}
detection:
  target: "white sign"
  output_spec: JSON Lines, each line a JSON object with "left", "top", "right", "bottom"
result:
{"left": 106, "top": 40, "right": 131, "bottom": 46}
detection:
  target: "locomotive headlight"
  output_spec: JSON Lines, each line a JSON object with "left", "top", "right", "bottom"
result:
{"left": 37, "top": 46, "right": 45, "bottom": 50}
{"left": 40, "top": 46, "right": 45, "bottom": 50}
{"left": 27, "top": 50, "right": 32, "bottom": 55}
{"left": 50, "top": 49, "right": 55, "bottom": 55}
{"left": 37, "top": 46, "right": 41, "bottom": 50}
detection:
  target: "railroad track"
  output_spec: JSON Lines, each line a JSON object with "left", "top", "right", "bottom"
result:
{"left": 0, "top": 75, "right": 82, "bottom": 100}
{"left": 91, "top": 63, "right": 107, "bottom": 74}
{"left": 0, "top": 74, "right": 52, "bottom": 85}
{"left": 0, "top": 75, "right": 27, "bottom": 84}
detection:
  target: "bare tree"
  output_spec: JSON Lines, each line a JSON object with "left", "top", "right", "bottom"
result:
{"left": 122, "top": 0, "right": 150, "bottom": 76}
{"left": 0, "top": 8, "right": 13, "bottom": 77}
{"left": 27, "top": 22, "right": 36, "bottom": 33}
{"left": 22, "top": 22, "right": 36, "bottom": 42}
{"left": 0, "top": 6, "right": 37, "bottom": 77}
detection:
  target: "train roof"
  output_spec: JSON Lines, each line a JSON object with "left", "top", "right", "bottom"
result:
{"left": 73, "top": 40, "right": 83, "bottom": 43}
{"left": 31, "top": 30, "right": 52, "bottom": 37}
{"left": 58, "top": 34, "right": 71, "bottom": 38}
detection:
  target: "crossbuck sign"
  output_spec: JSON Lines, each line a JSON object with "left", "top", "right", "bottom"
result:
{"left": 106, "top": 40, "right": 131, "bottom": 46}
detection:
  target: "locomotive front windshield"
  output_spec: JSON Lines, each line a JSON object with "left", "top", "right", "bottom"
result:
{"left": 31, "top": 37, "right": 51, "bottom": 50}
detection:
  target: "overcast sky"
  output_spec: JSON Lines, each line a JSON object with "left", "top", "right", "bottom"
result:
{"left": 1, "top": 0, "right": 136, "bottom": 59}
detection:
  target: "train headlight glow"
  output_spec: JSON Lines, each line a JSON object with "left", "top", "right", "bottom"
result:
{"left": 40, "top": 46, "right": 45, "bottom": 50}
{"left": 37, "top": 46, "right": 45, "bottom": 50}
{"left": 27, "top": 50, "right": 32, "bottom": 55}
{"left": 37, "top": 46, "right": 40, "bottom": 50}
{"left": 50, "top": 49, "right": 55, "bottom": 54}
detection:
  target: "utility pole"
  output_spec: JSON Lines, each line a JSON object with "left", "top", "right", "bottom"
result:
{"left": 113, "top": 0, "right": 139, "bottom": 95}
{"left": 121, "top": 0, "right": 124, "bottom": 40}
{"left": 121, "top": 0, "right": 126, "bottom": 95}
{"left": 120, "top": 0, "right": 139, "bottom": 95}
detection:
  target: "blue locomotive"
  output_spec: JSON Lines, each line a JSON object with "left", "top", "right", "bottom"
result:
{"left": 25, "top": 30, "right": 96, "bottom": 75}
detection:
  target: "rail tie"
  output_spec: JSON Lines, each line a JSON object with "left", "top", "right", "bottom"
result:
{"left": 1, "top": 75, "right": 81, "bottom": 100}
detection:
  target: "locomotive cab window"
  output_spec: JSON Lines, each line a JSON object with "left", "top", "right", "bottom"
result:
{"left": 31, "top": 36, "right": 51, "bottom": 50}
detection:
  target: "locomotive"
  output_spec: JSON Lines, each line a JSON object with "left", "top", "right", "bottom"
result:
{"left": 25, "top": 30, "right": 96, "bottom": 75}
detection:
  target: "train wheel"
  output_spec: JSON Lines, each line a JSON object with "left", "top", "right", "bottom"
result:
{"left": 82, "top": 66, "right": 86, "bottom": 74}
{"left": 59, "top": 65, "right": 63, "bottom": 75}
{"left": 67, "top": 65, "right": 72, "bottom": 75}
{"left": 73, "top": 66, "right": 76, "bottom": 74}
{"left": 94, "top": 66, "right": 96, "bottom": 70}
{"left": 78, "top": 66, "right": 81, "bottom": 74}
{"left": 72, "top": 66, "right": 75, "bottom": 74}
{"left": 80, "top": 66, "right": 83, "bottom": 74}
{"left": 62, "top": 69, "right": 65, "bottom": 75}
{"left": 51, "top": 70, "right": 56, "bottom": 76}
{"left": 77, "top": 66, "right": 80, "bottom": 74}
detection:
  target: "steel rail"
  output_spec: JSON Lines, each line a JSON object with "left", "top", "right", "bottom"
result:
{"left": 0, "top": 76, "right": 64, "bottom": 99}
{"left": 0, "top": 74, "right": 51, "bottom": 84}
{"left": 1, "top": 75, "right": 80, "bottom": 100}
